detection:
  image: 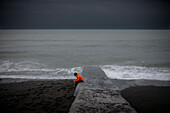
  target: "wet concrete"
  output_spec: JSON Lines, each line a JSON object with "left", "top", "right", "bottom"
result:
{"left": 69, "top": 67, "right": 137, "bottom": 113}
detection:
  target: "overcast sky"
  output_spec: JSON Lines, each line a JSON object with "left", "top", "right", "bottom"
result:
{"left": 0, "top": 0, "right": 170, "bottom": 29}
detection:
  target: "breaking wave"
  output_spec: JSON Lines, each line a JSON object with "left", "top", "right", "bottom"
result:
{"left": 0, "top": 61, "right": 170, "bottom": 81}
{"left": 0, "top": 61, "right": 82, "bottom": 80}
{"left": 100, "top": 65, "right": 170, "bottom": 81}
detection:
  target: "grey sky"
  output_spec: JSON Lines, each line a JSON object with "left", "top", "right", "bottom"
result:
{"left": 0, "top": 0, "right": 170, "bottom": 29}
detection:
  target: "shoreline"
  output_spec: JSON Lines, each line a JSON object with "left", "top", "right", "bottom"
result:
{"left": 0, "top": 78, "right": 75, "bottom": 83}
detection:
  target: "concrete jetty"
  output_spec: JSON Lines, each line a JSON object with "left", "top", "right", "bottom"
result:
{"left": 69, "top": 67, "right": 137, "bottom": 113}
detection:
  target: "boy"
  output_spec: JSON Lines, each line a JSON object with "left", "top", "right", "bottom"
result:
{"left": 73, "top": 73, "right": 84, "bottom": 87}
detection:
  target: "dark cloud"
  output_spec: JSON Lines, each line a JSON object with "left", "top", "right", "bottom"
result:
{"left": 0, "top": 0, "right": 170, "bottom": 29}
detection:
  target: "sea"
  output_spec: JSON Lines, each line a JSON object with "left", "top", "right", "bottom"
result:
{"left": 0, "top": 30, "right": 170, "bottom": 81}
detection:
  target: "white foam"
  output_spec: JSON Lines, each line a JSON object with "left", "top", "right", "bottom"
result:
{"left": 0, "top": 61, "right": 83, "bottom": 79}
{"left": 100, "top": 65, "right": 170, "bottom": 81}
{"left": 1, "top": 61, "right": 170, "bottom": 81}
{"left": 0, "top": 60, "right": 82, "bottom": 71}
{"left": 0, "top": 61, "right": 47, "bottom": 72}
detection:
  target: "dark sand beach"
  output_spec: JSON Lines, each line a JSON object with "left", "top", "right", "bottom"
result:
{"left": 121, "top": 86, "right": 170, "bottom": 113}
{"left": 1, "top": 79, "right": 170, "bottom": 113}
{"left": 0, "top": 79, "right": 75, "bottom": 113}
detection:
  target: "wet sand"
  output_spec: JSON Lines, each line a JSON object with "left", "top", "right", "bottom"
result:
{"left": 0, "top": 79, "right": 75, "bottom": 113}
{"left": 121, "top": 86, "right": 170, "bottom": 113}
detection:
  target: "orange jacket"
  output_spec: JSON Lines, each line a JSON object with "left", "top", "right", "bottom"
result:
{"left": 74, "top": 74, "right": 84, "bottom": 82}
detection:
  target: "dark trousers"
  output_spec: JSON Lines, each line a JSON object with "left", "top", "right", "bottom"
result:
{"left": 75, "top": 80, "right": 84, "bottom": 87}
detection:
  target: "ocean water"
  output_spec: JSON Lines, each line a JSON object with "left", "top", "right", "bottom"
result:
{"left": 0, "top": 30, "right": 170, "bottom": 81}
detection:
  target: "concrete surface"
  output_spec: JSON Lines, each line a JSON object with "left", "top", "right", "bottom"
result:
{"left": 69, "top": 67, "right": 137, "bottom": 113}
